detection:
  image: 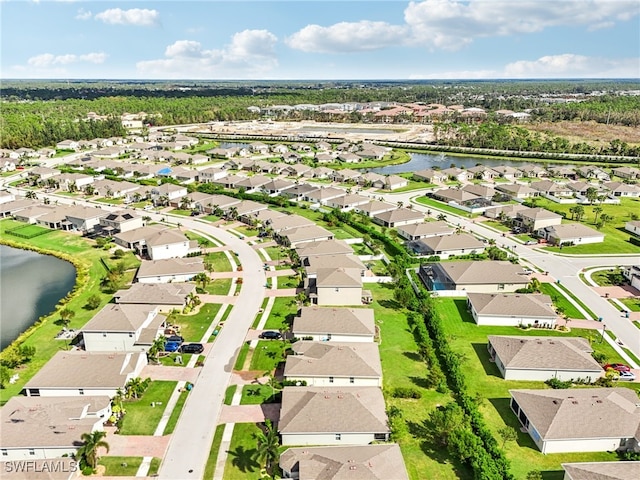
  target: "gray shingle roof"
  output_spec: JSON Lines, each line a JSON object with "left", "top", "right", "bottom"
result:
{"left": 488, "top": 336, "right": 603, "bottom": 372}
{"left": 510, "top": 388, "right": 640, "bottom": 441}
{"left": 293, "top": 307, "right": 375, "bottom": 337}
{"left": 437, "top": 261, "right": 528, "bottom": 285}
{"left": 561, "top": 461, "right": 640, "bottom": 480}
{"left": 418, "top": 233, "right": 485, "bottom": 252}
{"left": 285, "top": 342, "right": 382, "bottom": 378}
{"left": 468, "top": 293, "right": 556, "bottom": 317}
{"left": 279, "top": 387, "right": 389, "bottom": 434}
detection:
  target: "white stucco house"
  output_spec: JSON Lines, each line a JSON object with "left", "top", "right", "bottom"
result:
{"left": 467, "top": 293, "right": 558, "bottom": 327}
{"left": 625, "top": 220, "right": 640, "bottom": 236}
{"left": 510, "top": 388, "right": 640, "bottom": 454}
{"left": 135, "top": 257, "right": 205, "bottom": 284}
{"left": 562, "top": 462, "right": 640, "bottom": 480}
{"left": 284, "top": 341, "right": 382, "bottom": 387}
{"left": 537, "top": 223, "right": 604, "bottom": 246}
{"left": 292, "top": 307, "right": 375, "bottom": 343}
{"left": 279, "top": 387, "right": 390, "bottom": 446}
{"left": 0, "top": 396, "right": 111, "bottom": 460}
{"left": 419, "top": 261, "right": 529, "bottom": 294}
{"left": 314, "top": 267, "right": 363, "bottom": 306}
{"left": 488, "top": 336, "right": 604, "bottom": 381}
{"left": 22, "top": 351, "right": 147, "bottom": 398}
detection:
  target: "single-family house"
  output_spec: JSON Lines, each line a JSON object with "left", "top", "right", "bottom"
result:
{"left": 562, "top": 462, "right": 640, "bottom": 480}
{"left": 0, "top": 198, "right": 38, "bottom": 218}
{"left": 530, "top": 180, "right": 573, "bottom": 197}
{"left": 413, "top": 169, "right": 447, "bottom": 184}
{"left": 0, "top": 190, "right": 15, "bottom": 205}
{"left": 261, "top": 178, "right": 296, "bottom": 196}
{"left": 487, "top": 336, "right": 603, "bottom": 381}
{"left": 514, "top": 208, "right": 562, "bottom": 232}
{"left": 0, "top": 396, "right": 111, "bottom": 461}
{"left": 267, "top": 214, "right": 315, "bottom": 234}
{"left": 372, "top": 175, "right": 408, "bottom": 191}
{"left": 419, "top": 261, "right": 529, "bottom": 293}
{"left": 494, "top": 165, "right": 522, "bottom": 180}
{"left": 279, "top": 387, "right": 390, "bottom": 446}
{"left": 625, "top": 220, "right": 640, "bottom": 236}
{"left": 353, "top": 200, "right": 397, "bottom": 218}
{"left": 113, "top": 283, "right": 196, "bottom": 311}
{"left": 279, "top": 444, "right": 409, "bottom": 480}
{"left": 150, "top": 183, "right": 188, "bottom": 203}
{"left": 303, "top": 254, "right": 366, "bottom": 283}
{"left": 284, "top": 341, "right": 382, "bottom": 387}
{"left": 430, "top": 189, "right": 484, "bottom": 206}
{"left": 602, "top": 181, "right": 640, "bottom": 198}
{"left": 305, "top": 187, "right": 347, "bottom": 205}
{"left": 295, "top": 239, "right": 353, "bottom": 261}
{"left": 198, "top": 167, "right": 228, "bottom": 183}
{"left": 325, "top": 193, "right": 370, "bottom": 211}
{"left": 232, "top": 199, "right": 269, "bottom": 218}
{"left": 441, "top": 167, "right": 468, "bottom": 182}
{"left": 517, "top": 164, "right": 548, "bottom": 178}
{"left": 56, "top": 140, "right": 80, "bottom": 151}
{"left": 484, "top": 203, "right": 531, "bottom": 220}
{"left": 612, "top": 166, "right": 640, "bottom": 180}
{"left": 280, "top": 225, "right": 335, "bottom": 248}
{"left": 538, "top": 223, "right": 605, "bottom": 246}
{"left": 337, "top": 152, "right": 362, "bottom": 163}
{"left": 358, "top": 172, "right": 385, "bottom": 186}
{"left": 397, "top": 221, "right": 455, "bottom": 241}
{"left": 461, "top": 183, "right": 495, "bottom": 200}
{"left": 145, "top": 229, "right": 195, "bottom": 260}
{"left": 284, "top": 164, "right": 313, "bottom": 178}
{"left": 576, "top": 166, "right": 610, "bottom": 181}
{"left": 81, "top": 304, "right": 166, "bottom": 352}
{"left": 467, "top": 165, "right": 499, "bottom": 181}
{"left": 314, "top": 267, "right": 363, "bottom": 306}
{"left": 292, "top": 307, "right": 375, "bottom": 343}
{"left": 235, "top": 175, "right": 271, "bottom": 192}
{"left": 63, "top": 205, "right": 107, "bottom": 233}
{"left": 495, "top": 183, "right": 538, "bottom": 200}
{"left": 372, "top": 208, "right": 424, "bottom": 228}
{"left": 22, "top": 351, "right": 147, "bottom": 398}
{"left": 136, "top": 257, "right": 204, "bottom": 284}
{"left": 280, "top": 183, "right": 319, "bottom": 201}
{"left": 331, "top": 169, "right": 361, "bottom": 183}
{"left": 509, "top": 388, "right": 640, "bottom": 454}
{"left": 468, "top": 293, "right": 557, "bottom": 327}
{"left": 412, "top": 233, "right": 485, "bottom": 259}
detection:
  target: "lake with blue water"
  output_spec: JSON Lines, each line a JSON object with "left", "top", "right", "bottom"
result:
{"left": 0, "top": 245, "right": 76, "bottom": 349}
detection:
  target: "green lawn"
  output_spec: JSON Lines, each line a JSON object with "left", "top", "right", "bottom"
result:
{"left": 118, "top": 381, "right": 178, "bottom": 435}
{"left": 555, "top": 282, "right": 598, "bottom": 319}
{"left": 203, "top": 214, "right": 222, "bottom": 222}
{"left": 619, "top": 297, "right": 640, "bottom": 312}
{"left": 276, "top": 274, "right": 301, "bottom": 290}
{"left": 169, "top": 303, "right": 222, "bottom": 342}
{"left": 95, "top": 197, "right": 124, "bottom": 204}
{"left": 225, "top": 385, "right": 237, "bottom": 405}
{"left": 414, "top": 196, "right": 472, "bottom": 216}
{"left": 203, "top": 424, "right": 226, "bottom": 480}
{"left": 233, "top": 225, "right": 259, "bottom": 237}
{"left": 170, "top": 209, "right": 193, "bottom": 216}
{"left": 366, "top": 259, "right": 389, "bottom": 276}
{"left": 367, "top": 283, "right": 466, "bottom": 480}
{"left": 249, "top": 340, "right": 287, "bottom": 373}
{"left": 163, "top": 389, "right": 189, "bottom": 434}
{"left": 240, "top": 384, "right": 279, "bottom": 405}
{"left": 263, "top": 297, "right": 297, "bottom": 330}
{"left": 533, "top": 197, "right": 640, "bottom": 254}
{"left": 0, "top": 220, "right": 120, "bottom": 403}
{"left": 204, "top": 278, "right": 233, "bottom": 295}
{"left": 99, "top": 456, "right": 143, "bottom": 476}
{"left": 223, "top": 423, "right": 263, "bottom": 480}
{"left": 158, "top": 353, "right": 192, "bottom": 367}
{"left": 539, "top": 283, "right": 587, "bottom": 320}
{"left": 434, "top": 297, "right": 628, "bottom": 479}
{"left": 589, "top": 268, "right": 626, "bottom": 287}
{"left": 481, "top": 220, "right": 510, "bottom": 232}
{"left": 206, "top": 251, "right": 233, "bottom": 272}
{"left": 351, "top": 242, "right": 374, "bottom": 255}
{"left": 234, "top": 341, "right": 251, "bottom": 370}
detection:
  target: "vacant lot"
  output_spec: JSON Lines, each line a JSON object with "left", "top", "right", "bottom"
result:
{"left": 527, "top": 121, "right": 640, "bottom": 146}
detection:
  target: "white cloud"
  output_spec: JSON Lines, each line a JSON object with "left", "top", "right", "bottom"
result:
{"left": 27, "top": 52, "right": 107, "bottom": 68}
{"left": 286, "top": 21, "right": 407, "bottom": 53}
{"left": 287, "top": 0, "right": 639, "bottom": 53}
{"left": 75, "top": 8, "right": 92, "bottom": 21}
{"left": 137, "top": 30, "right": 278, "bottom": 79}
{"left": 94, "top": 8, "right": 159, "bottom": 27}
{"left": 503, "top": 54, "right": 640, "bottom": 78}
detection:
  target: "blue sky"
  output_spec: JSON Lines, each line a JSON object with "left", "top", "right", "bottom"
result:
{"left": 2, "top": 1, "right": 639, "bottom": 79}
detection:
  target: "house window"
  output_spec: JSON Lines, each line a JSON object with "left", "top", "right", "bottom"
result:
{"left": 28, "top": 449, "right": 35, "bottom": 456}
{"left": 2, "top": 450, "right": 8, "bottom": 456}
{"left": 498, "top": 284, "right": 505, "bottom": 290}
{"left": 335, "top": 434, "right": 341, "bottom": 441}
{"left": 349, "top": 377, "right": 355, "bottom": 384}
{"left": 335, "top": 288, "right": 339, "bottom": 292}
{"left": 374, "top": 433, "right": 387, "bottom": 441}
{"left": 129, "top": 333, "right": 134, "bottom": 338}
{"left": 329, "top": 377, "right": 334, "bottom": 384}
{"left": 103, "top": 333, "right": 107, "bottom": 337}
{"left": 79, "top": 389, "right": 84, "bottom": 395}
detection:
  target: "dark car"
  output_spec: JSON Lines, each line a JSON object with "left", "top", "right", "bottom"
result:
{"left": 164, "top": 341, "right": 181, "bottom": 352}
{"left": 180, "top": 343, "right": 204, "bottom": 354}
{"left": 166, "top": 335, "right": 184, "bottom": 344}
{"left": 604, "top": 363, "right": 631, "bottom": 373}
{"left": 259, "top": 330, "right": 282, "bottom": 340}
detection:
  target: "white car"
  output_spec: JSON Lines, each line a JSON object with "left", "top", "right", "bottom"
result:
{"left": 616, "top": 371, "right": 636, "bottom": 381}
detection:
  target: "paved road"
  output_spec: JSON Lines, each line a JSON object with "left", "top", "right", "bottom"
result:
{"left": 157, "top": 218, "right": 265, "bottom": 480}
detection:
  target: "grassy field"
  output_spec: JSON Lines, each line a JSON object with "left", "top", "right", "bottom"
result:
{"left": 169, "top": 303, "right": 222, "bottom": 342}
{"left": 118, "top": 381, "right": 178, "bottom": 435}
{"left": 205, "top": 278, "right": 233, "bottom": 295}
{"left": 367, "top": 283, "right": 467, "bottom": 480}
{"left": 434, "top": 297, "right": 630, "bottom": 479}
{"left": 223, "top": 423, "right": 263, "bottom": 480}
{"left": 276, "top": 273, "right": 301, "bottom": 289}
{"left": 532, "top": 197, "right": 640, "bottom": 254}
{"left": 0, "top": 219, "right": 122, "bottom": 404}
{"left": 619, "top": 297, "right": 640, "bottom": 312}
{"left": 414, "top": 196, "right": 476, "bottom": 217}
{"left": 233, "top": 225, "right": 259, "bottom": 237}
{"left": 249, "top": 340, "right": 286, "bottom": 373}
{"left": 262, "top": 297, "right": 297, "bottom": 330}
{"left": 240, "top": 384, "right": 279, "bottom": 405}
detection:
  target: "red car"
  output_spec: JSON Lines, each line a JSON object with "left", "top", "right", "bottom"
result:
{"left": 604, "top": 363, "right": 631, "bottom": 373}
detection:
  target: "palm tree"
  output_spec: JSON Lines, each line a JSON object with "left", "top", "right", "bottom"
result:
{"left": 194, "top": 272, "right": 210, "bottom": 291}
{"left": 59, "top": 307, "right": 75, "bottom": 329}
{"left": 585, "top": 187, "right": 598, "bottom": 205}
{"left": 148, "top": 337, "right": 166, "bottom": 363}
{"left": 186, "top": 292, "right": 201, "bottom": 309}
{"left": 25, "top": 191, "right": 37, "bottom": 200}
{"left": 599, "top": 213, "right": 613, "bottom": 227}
{"left": 573, "top": 205, "right": 585, "bottom": 222}
{"left": 254, "top": 419, "right": 280, "bottom": 478}
{"left": 76, "top": 430, "right": 109, "bottom": 470}
{"left": 592, "top": 206, "right": 603, "bottom": 224}
{"left": 437, "top": 213, "right": 447, "bottom": 221}
{"left": 124, "top": 377, "right": 148, "bottom": 399}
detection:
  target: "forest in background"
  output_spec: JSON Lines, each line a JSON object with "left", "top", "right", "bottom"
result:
{"left": 1, "top": 79, "right": 639, "bottom": 155}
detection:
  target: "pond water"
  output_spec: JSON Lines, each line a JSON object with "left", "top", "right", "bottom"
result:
{"left": 0, "top": 245, "right": 76, "bottom": 349}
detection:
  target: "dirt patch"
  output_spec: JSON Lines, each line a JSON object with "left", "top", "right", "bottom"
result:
{"left": 526, "top": 121, "right": 640, "bottom": 145}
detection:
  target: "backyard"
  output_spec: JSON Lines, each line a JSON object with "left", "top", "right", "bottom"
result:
{"left": 434, "top": 297, "right": 631, "bottom": 479}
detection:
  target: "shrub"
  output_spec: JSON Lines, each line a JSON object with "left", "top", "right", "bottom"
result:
{"left": 391, "top": 387, "right": 422, "bottom": 399}
{"left": 545, "top": 378, "right": 572, "bottom": 389}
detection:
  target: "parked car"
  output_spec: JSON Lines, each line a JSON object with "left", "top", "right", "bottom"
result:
{"left": 524, "top": 240, "right": 537, "bottom": 245}
{"left": 166, "top": 335, "right": 184, "bottom": 344}
{"left": 616, "top": 371, "right": 636, "bottom": 381}
{"left": 604, "top": 363, "right": 631, "bottom": 373}
{"left": 259, "top": 330, "right": 282, "bottom": 340}
{"left": 164, "top": 341, "right": 181, "bottom": 352}
{"left": 180, "top": 343, "right": 204, "bottom": 354}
